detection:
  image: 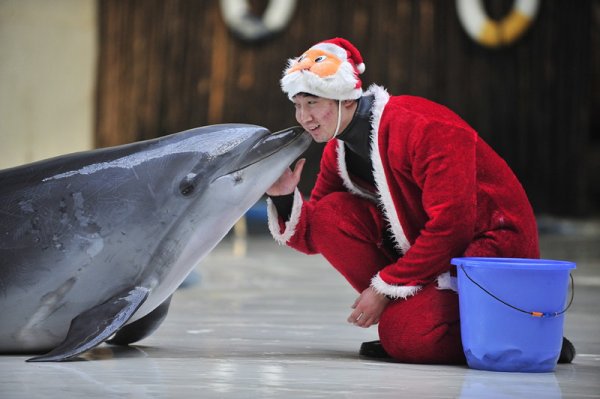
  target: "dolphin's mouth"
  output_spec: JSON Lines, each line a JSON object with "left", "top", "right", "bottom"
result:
{"left": 179, "top": 126, "right": 308, "bottom": 197}
{"left": 213, "top": 126, "right": 308, "bottom": 181}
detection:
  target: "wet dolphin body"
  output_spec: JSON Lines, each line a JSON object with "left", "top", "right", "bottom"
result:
{"left": 0, "top": 124, "right": 311, "bottom": 362}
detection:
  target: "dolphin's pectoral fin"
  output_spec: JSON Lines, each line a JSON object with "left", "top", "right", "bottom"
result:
{"left": 107, "top": 295, "right": 172, "bottom": 346}
{"left": 26, "top": 286, "right": 150, "bottom": 362}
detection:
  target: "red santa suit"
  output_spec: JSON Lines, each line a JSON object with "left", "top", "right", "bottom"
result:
{"left": 267, "top": 84, "right": 539, "bottom": 364}
{"left": 271, "top": 37, "right": 539, "bottom": 364}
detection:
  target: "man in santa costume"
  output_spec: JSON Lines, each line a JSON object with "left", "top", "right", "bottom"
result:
{"left": 265, "top": 37, "right": 573, "bottom": 364}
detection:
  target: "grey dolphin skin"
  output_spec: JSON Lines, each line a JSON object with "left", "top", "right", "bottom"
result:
{"left": 0, "top": 124, "right": 311, "bottom": 362}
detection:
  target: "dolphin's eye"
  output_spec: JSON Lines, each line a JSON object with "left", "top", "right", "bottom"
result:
{"left": 180, "top": 182, "right": 195, "bottom": 196}
{"left": 232, "top": 171, "right": 243, "bottom": 185}
{"left": 180, "top": 173, "right": 198, "bottom": 196}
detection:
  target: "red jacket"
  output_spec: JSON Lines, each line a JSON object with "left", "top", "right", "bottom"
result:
{"left": 267, "top": 84, "right": 539, "bottom": 298}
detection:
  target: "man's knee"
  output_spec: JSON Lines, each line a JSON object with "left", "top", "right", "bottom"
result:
{"left": 378, "top": 285, "right": 465, "bottom": 364}
{"left": 312, "top": 193, "right": 382, "bottom": 239}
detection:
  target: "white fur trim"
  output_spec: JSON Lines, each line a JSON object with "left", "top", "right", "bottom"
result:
{"left": 266, "top": 189, "right": 304, "bottom": 245}
{"left": 366, "top": 84, "right": 411, "bottom": 255}
{"left": 371, "top": 271, "right": 457, "bottom": 299}
{"left": 371, "top": 273, "right": 422, "bottom": 299}
{"left": 336, "top": 141, "right": 377, "bottom": 201}
{"left": 436, "top": 271, "right": 458, "bottom": 292}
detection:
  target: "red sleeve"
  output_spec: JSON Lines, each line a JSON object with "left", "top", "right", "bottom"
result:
{"left": 267, "top": 141, "right": 346, "bottom": 254}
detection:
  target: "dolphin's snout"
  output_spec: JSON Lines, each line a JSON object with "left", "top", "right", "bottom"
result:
{"left": 270, "top": 126, "right": 306, "bottom": 138}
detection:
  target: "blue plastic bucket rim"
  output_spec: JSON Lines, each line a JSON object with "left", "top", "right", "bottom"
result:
{"left": 451, "top": 257, "right": 576, "bottom": 271}
{"left": 455, "top": 260, "right": 575, "bottom": 318}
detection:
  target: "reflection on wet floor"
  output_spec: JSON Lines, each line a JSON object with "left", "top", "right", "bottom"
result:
{"left": 1, "top": 220, "right": 599, "bottom": 398}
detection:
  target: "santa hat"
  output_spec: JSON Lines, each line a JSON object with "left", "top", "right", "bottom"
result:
{"left": 281, "top": 38, "right": 366, "bottom": 101}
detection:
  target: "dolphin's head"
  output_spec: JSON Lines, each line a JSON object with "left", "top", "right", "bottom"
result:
{"left": 175, "top": 124, "right": 309, "bottom": 200}
{"left": 178, "top": 125, "right": 306, "bottom": 199}
{"left": 170, "top": 124, "right": 311, "bottom": 236}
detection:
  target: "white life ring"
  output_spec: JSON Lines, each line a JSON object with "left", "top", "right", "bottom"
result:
{"left": 220, "top": 0, "right": 297, "bottom": 42}
{"left": 456, "top": 0, "right": 540, "bottom": 48}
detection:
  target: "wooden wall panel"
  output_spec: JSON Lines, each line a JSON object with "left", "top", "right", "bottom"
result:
{"left": 96, "top": 0, "right": 597, "bottom": 216}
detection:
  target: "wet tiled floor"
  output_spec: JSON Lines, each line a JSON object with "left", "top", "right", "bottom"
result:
{"left": 1, "top": 218, "right": 599, "bottom": 398}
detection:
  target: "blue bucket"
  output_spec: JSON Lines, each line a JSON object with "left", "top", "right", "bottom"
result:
{"left": 450, "top": 257, "right": 575, "bottom": 372}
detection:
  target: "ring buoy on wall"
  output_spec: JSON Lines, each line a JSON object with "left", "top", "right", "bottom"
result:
{"left": 220, "top": 0, "right": 297, "bottom": 43}
{"left": 456, "top": 0, "right": 540, "bottom": 48}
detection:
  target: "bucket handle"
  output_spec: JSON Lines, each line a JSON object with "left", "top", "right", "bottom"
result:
{"left": 460, "top": 266, "right": 575, "bottom": 318}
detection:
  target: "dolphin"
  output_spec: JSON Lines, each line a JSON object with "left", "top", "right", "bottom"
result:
{"left": 0, "top": 124, "right": 311, "bottom": 362}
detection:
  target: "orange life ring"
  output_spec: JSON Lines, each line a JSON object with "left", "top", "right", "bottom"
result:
{"left": 456, "top": 0, "right": 540, "bottom": 48}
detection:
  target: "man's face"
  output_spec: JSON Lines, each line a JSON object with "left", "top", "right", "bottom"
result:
{"left": 292, "top": 95, "right": 339, "bottom": 143}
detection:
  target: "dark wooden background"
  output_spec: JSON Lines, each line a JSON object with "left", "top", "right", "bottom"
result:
{"left": 96, "top": 0, "right": 599, "bottom": 216}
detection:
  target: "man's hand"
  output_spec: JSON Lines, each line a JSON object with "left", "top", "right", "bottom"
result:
{"left": 347, "top": 286, "right": 390, "bottom": 328}
{"left": 266, "top": 158, "right": 306, "bottom": 196}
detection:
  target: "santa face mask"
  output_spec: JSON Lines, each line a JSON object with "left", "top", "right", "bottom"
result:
{"left": 281, "top": 38, "right": 366, "bottom": 101}
{"left": 287, "top": 49, "right": 343, "bottom": 78}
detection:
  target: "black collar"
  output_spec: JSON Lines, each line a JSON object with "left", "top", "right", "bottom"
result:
{"left": 336, "top": 95, "right": 374, "bottom": 159}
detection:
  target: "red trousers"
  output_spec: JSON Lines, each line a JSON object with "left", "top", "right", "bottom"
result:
{"left": 309, "top": 192, "right": 535, "bottom": 364}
